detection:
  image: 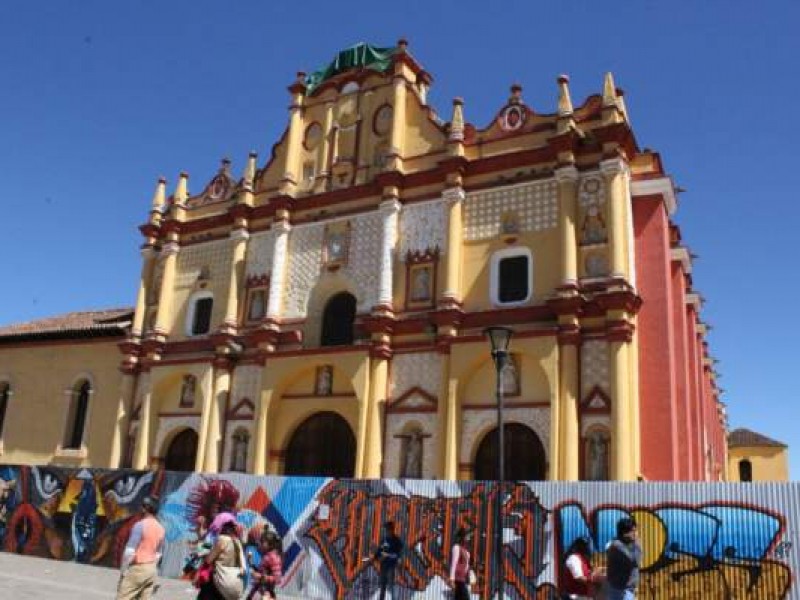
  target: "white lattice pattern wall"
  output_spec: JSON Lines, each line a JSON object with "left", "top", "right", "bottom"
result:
{"left": 398, "top": 200, "right": 447, "bottom": 256}
{"left": 581, "top": 340, "right": 610, "bottom": 397}
{"left": 460, "top": 406, "right": 550, "bottom": 467}
{"left": 284, "top": 224, "right": 324, "bottom": 318}
{"left": 245, "top": 231, "right": 276, "bottom": 278}
{"left": 343, "top": 211, "right": 383, "bottom": 311}
{"left": 384, "top": 412, "right": 439, "bottom": 479}
{"left": 389, "top": 352, "right": 442, "bottom": 399}
{"left": 283, "top": 211, "right": 384, "bottom": 318}
{"left": 463, "top": 179, "right": 558, "bottom": 241}
{"left": 175, "top": 239, "right": 234, "bottom": 288}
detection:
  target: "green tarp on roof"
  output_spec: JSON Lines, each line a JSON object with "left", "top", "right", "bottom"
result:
{"left": 305, "top": 43, "right": 396, "bottom": 93}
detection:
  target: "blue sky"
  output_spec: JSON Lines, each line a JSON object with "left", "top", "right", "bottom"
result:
{"left": 1, "top": 1, "right": 798, "bottom": 478}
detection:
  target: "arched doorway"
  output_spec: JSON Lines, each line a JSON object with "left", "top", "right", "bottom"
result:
{"left": 164, "top": 428, "right": 198, "bottom": 472}
{"left": 284, "top": 411, "right": 355, "bottom": 477}
{"left": 474, "top": 423, "right": 546, "bottom": 481}
{"left": 320, "top": 292, "right": 356, "bottom": 346}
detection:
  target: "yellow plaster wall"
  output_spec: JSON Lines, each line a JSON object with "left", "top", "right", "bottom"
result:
{"left": 460, "top": 232, "right": 561, "bottom": 313}
{"left": 727, "top": 446, "right": 789, "bottom": 481}
{"left": 0, "top": 340, "right": 122, "bottom": 467}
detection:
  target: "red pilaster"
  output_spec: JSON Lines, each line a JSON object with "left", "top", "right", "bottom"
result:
{"left": 685, "top": 307, "right": 702, "bottom": 479}
{"left": 633, "top": 196, "right": 679, "bottom": 480}
{"left": 670, "top": 263, "right": 691, "bottom": 479}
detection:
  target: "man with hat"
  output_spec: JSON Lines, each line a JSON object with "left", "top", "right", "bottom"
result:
{"left": 116, "top": 495, "right": 166, "bottom": 600}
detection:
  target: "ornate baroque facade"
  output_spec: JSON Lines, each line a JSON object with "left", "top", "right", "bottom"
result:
{"left": 0, "top": 41, "right": 737, "bottom": 481}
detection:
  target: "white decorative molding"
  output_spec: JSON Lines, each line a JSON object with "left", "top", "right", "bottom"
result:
{"left": 460, "top": 406, "right": 550, "bottom": 467}
{"left": 670, "top": 246, "right": 692, "bottom": 274}
{"left": 398, "top": 200, "right": 447, "bottom": 257}
{"left": 631, "top": 177, "right": 677, "bottom": 216}
{"left": 161, "top": 242, "right": 181, "bottom": 257}
{"left": 685, "top": 292, "right": 701, "bottom": 309}
{"left": 154, "top": 415, "right": 200, "bottom": 456}
{"left": 490, "top": 246, "right": 533, "bottom": 307}
{"left": 554, "top": 165, "right": 579, "bottom": 184}
{"left": 230, "top": 228, "right": 250, "bottom": 242}
{"left": 581, "top": 340, "right": 609, "bottom": 397}
{"left": 184, "top": 290, "right": 214, "bottom": 337}
{"left": 442, "top": 187, "right": 465, "bottom": 205}
{"left": 599, "top": 158, "right": 629, "bottom": 178}
{"left": 464, "top": 179, "right": 558, "bottom": 241}
{"left": 389, "top": 352, "right": 442, "bottom": 400}
{"left": 245, "top": 230, "right": 276, "bottom": 279}
{"left": 581, "top": 414, "right": 612, "bottom": 437}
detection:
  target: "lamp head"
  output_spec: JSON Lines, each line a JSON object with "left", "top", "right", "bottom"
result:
{"left": 484, "top": 326, "right": 513, "bottom": 354}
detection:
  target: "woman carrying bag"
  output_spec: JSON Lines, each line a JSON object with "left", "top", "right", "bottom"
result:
{"left": 449, "top": 527, "right": 475, "bottom": 600}
{"left": 196, "top": 515, "right": 246, "bottom": 600}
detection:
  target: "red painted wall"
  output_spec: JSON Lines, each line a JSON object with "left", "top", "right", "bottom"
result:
{"left": 633, "top": 196, "right": 679, "bottom": 480}
{"left": 670, "top": 263, "right": 692, "bottom": 479}
{"left": 685, "top": 306, "right": 702, "bottom": 479}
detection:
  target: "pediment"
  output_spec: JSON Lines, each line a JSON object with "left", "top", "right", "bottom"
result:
{"left": 581, "top": 385, "right": 611, "bottom": 414}
{"left": 387, "top": 386, "right": 437, "bottom": 413}
{"left": 227, "top": 397, "right": 255, "bottom": 420}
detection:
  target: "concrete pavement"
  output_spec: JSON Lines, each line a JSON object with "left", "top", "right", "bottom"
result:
{"left": 0, "top": 552, "right": 305, "bottom": 599}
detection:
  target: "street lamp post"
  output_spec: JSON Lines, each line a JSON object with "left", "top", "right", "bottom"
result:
{"left": 484, "top": 326, "right": 513, "bottom": 600}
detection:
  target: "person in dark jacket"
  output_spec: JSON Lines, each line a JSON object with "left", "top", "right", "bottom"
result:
{"left": 605, "top": 518, "right": 642, "bottom": 600}
{"left": 373, "top": 521, "right": 404, "bottom": 600}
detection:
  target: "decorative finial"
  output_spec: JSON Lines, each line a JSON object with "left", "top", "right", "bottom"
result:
{"left": 449, "top": 97, "right": 464, "bottom": 142}
{"left": 150, "top": 176, "right": 166, "bottom": 210}
{"left": 557, "top": 74, "right": 573, "bottom": 116}
{"left": 243, "top": 152, "right": 257, "bottom": 189}
{"left": 220, "top": 157, "right": 231, "bottom": 173}
{"left": 602, "top": 72, "right": 617, "bottom": 107}
{"left": 397, "top": 38, "right": 408, "bottom": 52}
{"left": 174, "top": 172, "right": 189, "bottom": 205}
{"left": 509, "top": 83, "right": 523, "bottom": 104}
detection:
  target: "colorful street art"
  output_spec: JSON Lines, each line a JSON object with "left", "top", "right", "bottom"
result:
{"left": 0, "top": 465, "right": 797, "bottom": 599}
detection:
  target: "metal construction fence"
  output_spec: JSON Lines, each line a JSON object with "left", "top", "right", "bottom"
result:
{"left": 0, "top": 464, "right": 797, "bottom": 598}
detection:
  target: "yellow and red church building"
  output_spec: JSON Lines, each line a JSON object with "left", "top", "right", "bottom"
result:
{"left": 0, "top": 41, "right": 767, "bottom": 482}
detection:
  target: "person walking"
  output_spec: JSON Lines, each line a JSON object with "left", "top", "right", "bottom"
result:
{"left": 246, "top": 530, "right": 283, "bottom": 599}
{"left": 449, "top": 527, "right": 473, "bottom": 600}
{"left": 374, "top": 520, "right": 404, "bottom": 600}
{"left": 116, "top": 496, "right": 165, "bottom": 600}
{"left": 605, "top": 518, "right": 642, "bottom": 600}
{"left": 196, "top": 517, "right": 246, "bottom": 600}
{"left": 560, "top": 536, "right": 603, "bottom": 600}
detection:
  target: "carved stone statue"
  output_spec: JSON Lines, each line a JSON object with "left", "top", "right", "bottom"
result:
{"left": 402, "top": 430, "right": 424, "bottom": 479}
{"left": 587, "top": 431, "right": 609, "bottom": 481}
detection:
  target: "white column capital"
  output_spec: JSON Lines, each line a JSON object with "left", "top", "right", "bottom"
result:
{"left": 140, "top": 247, "right": 157, "bottom": 260}
{"left": 442, "top": 187, "right": 465, "bottom": 205}
{"left": 554, "top": 165, "right": 579, "bottom": 184}
{"left": 230, "top": 228, "right": 250, "bottom": 241}
{"left": 161, "top": 241, "right": 181, "bottom": 257}
{"left": 379, "top": 198, "right": 402, "bottom": 215}
{"left": 273, "top": 220, "right": 291, "bottom": 235}
{"left": 599, "top": 158, "right": 630, "bottom": 178}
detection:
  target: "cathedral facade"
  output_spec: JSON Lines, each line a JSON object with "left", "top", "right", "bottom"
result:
{"left": 0, "top": 41, "right": 732, "bottom": 481}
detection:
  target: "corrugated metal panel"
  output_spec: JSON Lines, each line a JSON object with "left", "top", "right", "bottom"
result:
{"left": 0, "top": 465, "right": 797, "bottom": 598}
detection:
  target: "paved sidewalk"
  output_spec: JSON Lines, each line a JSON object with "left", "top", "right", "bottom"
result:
{"left": 0, "top": 552, "right": 305, "bottom": 599}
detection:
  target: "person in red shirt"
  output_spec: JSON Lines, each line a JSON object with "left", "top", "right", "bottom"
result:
{"left": 448, "top": 527, "right": 473, "bottom": 600}
{"left": 560, "top": 536, "right": 603, "bottom": 600}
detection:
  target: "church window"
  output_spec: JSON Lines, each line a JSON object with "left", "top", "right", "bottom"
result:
{"left": 739, "top": 458, "right": 753, "bottom": 482}
{"left": 246, "top": 288, "right": 267, "bottom": 322}
{"left": 0, "top": 381, "right": 10, "bottom": 440}
{"left": 186, "top": 291, "right": 214, "bottom": 336}
{"left": 490, "top": 247, "right": 532, "bottom": 306}
{"left": 320, "top": 292, "right": 356, "bottom": 346}
{"left": 65, "top": 380, "right": 91, "bottom": 449}
{"left": 302, "top": 161, "right": 315, "bottom": 183}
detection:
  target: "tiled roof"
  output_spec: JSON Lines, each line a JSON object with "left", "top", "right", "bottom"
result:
{"left": 728, "top": 428, "right": 786, "bottom": 449}
{"left": 0, "top": 307, "right": 133, "bottom": 341}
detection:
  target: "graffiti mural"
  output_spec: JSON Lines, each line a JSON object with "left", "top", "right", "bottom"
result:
{"left": 0, "top": 465, "right": 797, "bottom": 599}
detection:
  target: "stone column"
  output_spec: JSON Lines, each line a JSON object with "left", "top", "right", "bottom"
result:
{"left": 555, "top": 165, "right": 579, "bottom": 287}
{"left": 441, "top": 186, "right": 465, "bottom": 306}
{"left": 386, "top": 73, "right": 407, "bottom": 172}
{"left": 221, "top": 229, "right": 250, "bottom": 332}
{"left": 132, "top": 371, "right": 152, "bottom": 470}
{"left": 610, "top": 339, "right": 633, "bottom": 479}
{"left": 253, "top": 387, "right": 273, "bottom": 475}
{"left": 377, "top": 198, "right": 401, "bottom": 309}
{"left": 265, "top": 220, "right": 291, "bottom": 323}
{"left": 131, "top": 249, "right": 157, "bottom": 338}
{"left": 362, "top": 356, "right": 388, "bottom": 477}
{"left": 108, "top": 372, "right": 136, "bottom": 468}
{"left": 194, "top": 367, "right": 214, "bottom": 472}
{"left": 203, "top": 362, "right": 231, "bottom": 473}
{"left": 601, "top": 158, "right": 629, "bottom": 280}
{"left": 442, "top": 368, "right": 459, "bottom": 480}
{"left": 279, "top": 74, "right": 306, "bottom": 197}
{"left": 153, "top": 241, "right": 180, "bottom": 337}
{"left": 314, "top": 102, "right": 335, "bottom": 193}
{"left": 558, "top": 327, "right": 580, "bottom": 480}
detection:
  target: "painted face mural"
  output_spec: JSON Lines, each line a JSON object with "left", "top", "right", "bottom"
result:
{"left": 0, "top": 466, "right": 796, "bottom": 599}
